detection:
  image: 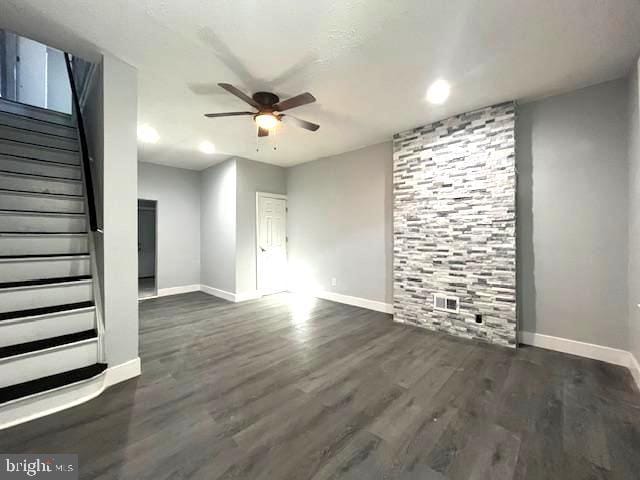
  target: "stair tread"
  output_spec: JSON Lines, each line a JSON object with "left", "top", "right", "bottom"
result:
{"left": 0, "top": 99, "right": 74, "bottom": 126}
{"left": 0, "top": 188, "right": 83, "bottom": 198}
{"left": 0, "top": 137, "right": 79, "bottom": 154}
{"left": 0, "top": 301, "right": 95, "bottom": 322}
{"left": 0, "top": 122, "right": 79, "bottom": 141}
{"left": 0, "top": 275, "right": 92, "bottom": 290}
{"left": 0, "top": 232, "right": 88, "bottom": 236}
{"left": 0, "top": 169, "right": 81, "bottom": 182}
{"left": 0, "top": 152, "right": 81, "bottom": 167}
{"left": 0, "top": 209, "right": 86, "bottom": 216}
{"left": 0, "top": 363, "right": 106, "bottom": 405}
{"left": 0, "top": 253, "right": 90, "bottom": 259}
{"left": 0, "top": 170, "right": 81, "bottom": 182}
{"left": 0, "top": 329, "right": 97, "bottom": 360}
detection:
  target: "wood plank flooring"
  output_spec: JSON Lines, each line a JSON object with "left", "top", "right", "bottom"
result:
{"left": 1, "top": 292, "right": 639, "bottom": 479}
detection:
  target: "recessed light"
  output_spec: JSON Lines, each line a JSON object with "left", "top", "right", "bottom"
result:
{"left": 137, "top": 124, "right": 159, "bottom": 143}
{"left": 426, "top": 79, "right": 450, "bottom": 105}
{"left": 199, "top": 141, "right": 216, "bottom": 154}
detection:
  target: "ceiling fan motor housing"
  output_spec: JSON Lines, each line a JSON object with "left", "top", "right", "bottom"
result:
{"left": 253, "top": 91, "right": 280, "bottom": 108}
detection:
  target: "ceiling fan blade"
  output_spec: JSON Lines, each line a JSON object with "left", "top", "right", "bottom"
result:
{"left": 218, "top": 83, "right": 261, "bottom": 109}
{"left": 204, "top": 111, "right": 254, "bottom": 118}
{"left": 258, "top": 127, "right": 269, "bottom": 137}
{"left": 281, "top": 114, "right": 320, "bottom": 132}
{"left": 274, "top": 92, "right": 316, "bottom": 112}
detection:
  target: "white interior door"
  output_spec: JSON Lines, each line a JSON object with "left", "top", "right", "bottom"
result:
{"left": 257, "top": 193, "right": 287, "bottom": 295}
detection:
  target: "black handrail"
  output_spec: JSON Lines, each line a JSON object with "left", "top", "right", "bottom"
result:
{"left": 63, "top": 52, "right": 98, "bottom": 232}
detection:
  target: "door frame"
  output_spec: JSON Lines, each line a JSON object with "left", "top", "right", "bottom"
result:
{"left": 137, "top": 198, "right": 158, "bottom": 299}
{"left": 255, "top": 192, "right": 288, "bottom": 296}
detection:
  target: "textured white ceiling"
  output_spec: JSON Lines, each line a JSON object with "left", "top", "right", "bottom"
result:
{"left": 2, "top": 0, "right": 640, "bottom": 169}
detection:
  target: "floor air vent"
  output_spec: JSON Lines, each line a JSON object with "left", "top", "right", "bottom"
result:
{"left": 433, "top": 293, "right": 459, "bottom": 313}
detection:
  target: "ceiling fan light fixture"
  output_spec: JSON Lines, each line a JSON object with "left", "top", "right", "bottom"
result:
{"left": 255, "top": 113, "right": 279, "bottom": 130}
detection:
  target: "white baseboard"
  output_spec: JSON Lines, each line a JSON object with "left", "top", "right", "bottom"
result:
{"left": 0, "top": 357, "right": 141, "bottom": 430}
{"left": 156, "top": 284, "right": 200, "bottom": 298}
{"left": 104, "top": 357, "right": 141, "bottom": 387}
{"left": 312, "top": 290, "right": 393, "bottom": 314}
{"left": 520, "top": 330, "right": 633, "bottom": 367}
{"left": 629, "top": 352, "right": 640, "bottom": 391}
{"left": 235, "top": 290, "right": 261, "bottom": 302}
{"left": 200, "top": 284, "right": 236, "bottom": 302}
{"left": 200, "top": 285, "right": 261, "bottom": 303}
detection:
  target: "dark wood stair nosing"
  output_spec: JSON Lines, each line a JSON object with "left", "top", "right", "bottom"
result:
{"left": 0, "top": 363, "right": 107, "bottom": 406}
{"left": 0, "top": 301, "right": 95, "bottom": 322}
{"left": 0, "top": 329, "right": 97, "bottom": 360}
{"left": 0, "top": 275, "right": 92, "bottom": 290}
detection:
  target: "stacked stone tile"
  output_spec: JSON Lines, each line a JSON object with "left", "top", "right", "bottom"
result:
{"left": 393, "top": 102, "right": 517, "bottom": 347}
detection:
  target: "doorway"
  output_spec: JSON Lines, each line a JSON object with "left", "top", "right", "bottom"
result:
{"left": 138, "top": 199, "right": 157, "bottom": 299}
{"left": 256, "top": 192, "right": 288, "bottom": 295}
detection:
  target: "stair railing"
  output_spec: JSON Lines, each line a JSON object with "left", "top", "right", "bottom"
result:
{"left": 64, "top": 52, "right": 106, "bottom": 364}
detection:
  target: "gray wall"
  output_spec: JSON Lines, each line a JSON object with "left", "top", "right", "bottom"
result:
{"left": 517, "top": 78, "right": 629, "bottom": 350}
{"left": 200, "top": 158, "right": 237, "bottom": 293}
{"left": 101, "top": 53, "right": 139, "bottom": 366}
{"left": 236, "top": 157, "right": 286, "bottom": 294}
{"left": 286, "top": 142, "right": 393, "bottom": 304}
{"left": 628, "top": 59, "right": 640, "bottom": 363}
{"left": 394, "top": 103, "right": 517, "bottom": 347}
{"left": 138, "top": 162, "right": 201, "bottom": 290}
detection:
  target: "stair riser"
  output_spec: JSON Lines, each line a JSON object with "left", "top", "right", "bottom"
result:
{"left": 0, "top": 174, "right": 83, "bottom": 195}
{"left": 0, "top": 257, "right": 90, "bottom": 283}
{"left": 0, "top": 156, "right": 81, "bottom": 180}
{"left": 0, "top": 308, "right": 95, "bottom": 348}
{"left": 0, "top": 192, "right": 84, "bottom": 213}
{"left": 0, "top": 213, "right": 87, "bottom": 233}
{"left": 0, "top": 141, "right": 80, "bottom": 166}
{"left": 0, "top": 339, "right": 98, "bottom": 388}
{"left": 0, "top": 125, "right": 78, "bottom": 151}
{"left": 0, "top": 234, "right": 88, "bottom": 256}
{"left": 0, "top": 113, "right": 77, "bottom": 139}
{"left": 0, "top": 100, "right": 75, "bottom": 128}
{"left": 0, "top": 281, "right": 93, "bottom": 314}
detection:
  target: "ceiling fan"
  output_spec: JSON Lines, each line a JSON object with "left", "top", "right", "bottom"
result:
{"left": 204, "top": 83, "right": 320, "bottom": 137}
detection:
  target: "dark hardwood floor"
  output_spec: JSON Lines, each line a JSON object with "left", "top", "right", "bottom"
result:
{"left": 2, "top": 292, "right": 639, "bottom": 479}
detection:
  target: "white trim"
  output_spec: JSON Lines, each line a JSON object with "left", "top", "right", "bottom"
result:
{"left": 520, "top": 331, "right": 631, "bottom": 367}
{"left": 155, "top": 284, "right": 200, "bottom": 298}
{"left": 235, "top": 290, "right": 262, "bottom": 302}
{"left": 0, "top": 356, "right": 141, "bottom": 430}
{"left": 200, "top": 284, "right": 261, "bottom": 303}
{"left": 311, "top": 290, "right": 393, "bottom": 314}
{"left": 104, "top": 357, "right": 141, "bottom": 387}
{"left": 200, "top": 284, "right": 236, "bottom": 302}
{"left": 628, "top": 352, "right": 640, "bottom": 391}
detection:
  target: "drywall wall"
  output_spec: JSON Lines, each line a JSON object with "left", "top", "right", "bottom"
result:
{"left": 236, "top": 157, "right": 286, "bottom": 295}
{"left": 286, "top": 142, "right": 393, "bottom": 304}
{"left": 518, "top": 78, "right": 629, "bottom": 350}
{"left": 628, "top": 59, "right": 640, "bottom": 365}
{"left": 138, "top": 162, "right": 201, "bottom": 291}
{"left": 394, "top": 103, "right": 517, "bottom": 347}
{"left": 101, "top": 53, "right": 139, "bottom": 366}
{"left": 200, "top": 158, "right": 237, "bottom": 294}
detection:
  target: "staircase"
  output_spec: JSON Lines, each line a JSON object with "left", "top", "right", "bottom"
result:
{"left": 0, "top": 97, "right": 107, "bottom": 428}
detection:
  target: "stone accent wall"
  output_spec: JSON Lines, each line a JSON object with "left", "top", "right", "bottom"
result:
{"left": 393, "top": 102, "right": 517, "bottom": 347}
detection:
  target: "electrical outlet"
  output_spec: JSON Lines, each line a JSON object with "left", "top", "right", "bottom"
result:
{"left": 331, "top": 277, "right": 337, "bottom": 287}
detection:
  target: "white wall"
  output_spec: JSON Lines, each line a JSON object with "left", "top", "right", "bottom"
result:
{"left": 236, "top": 157, "right": 286, "bottom": 295}
{"left": 628, "top": 58, "right": 640, "bottom": 366}
{"left": 286, "top": 142, "right": 393, "bottom": 305}
{"left": 45, "top": 47, "right": 71, "bottom": 114}
{"left": 138, "top": 162, "right": 200, "bottom": 291}
{"left": 101, "top": 53, "right": 138, "bottom": 366}
{"left": 517, "top": 79, "right": 629, "bottom": 350}
{"left": 200, "top": 158, "right": 237, "bottom": 294}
